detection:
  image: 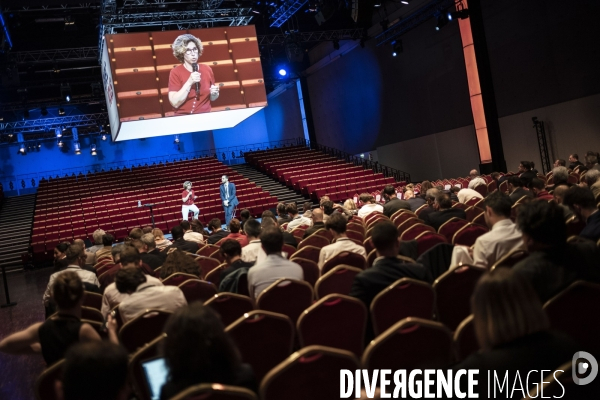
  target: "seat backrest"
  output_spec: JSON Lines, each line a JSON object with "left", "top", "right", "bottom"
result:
{"left": 472, "top": 211, "right": 486, "bottom": 227}
{"left": 433, "top": 265, "right": 485, "bottom": 331}
{"left": 119, "top": 309, "right": 173, "bottom": 353}
{"left": 226, "top": 310, "right": 294, "bottom": 382}
{"left": 313, "top": 228, "right": 333, "bottom": 242}
{"left": 370, "top": 278, "right": 435, "bottom": 336}
{"left": 451, "top": 223, "right": 488, "bottom": 246}
{"left": 35, "top": 359, "right": 65, "bottom": 400}
{"left": 178, "top": 279, "right": 218, "bottom": 304}
{"left": 82, "top": 291, "right": 103, "bottom": 311}
{"left": 314, "top": 265, "right": 363, "bottom": 299}
{"left": 393, "top": 213, "right": 418, "bottom": 228}
{"left": 260, "top": 345, "right": 360, "bottom": 400}
{"left": 390, "top": 209, "right": 414, "bottom": 223}
{"left": 437, "top": 218, "right": 469, "bottom": 242}
{"left": 414, "top": 232, "right": 447, "bottom": 256}
{"left": 345, "top": 229, "right": 365, "bottom": 244}
{"left": 204, "top": 263, "right": 227, "bottom": 287}
{"left": 162, "top": 272, "right": 199, "bottom": 286}
{"left": 465, "top": 196, "right": 481, "bottom": 206}
{"left": 399, "top": 223, "right": 435, "bottom": 241}
{"left": 321, "top": 251, "right": 366, "bottom": 275}
{"left": 453, "top": 314, "right": 478, "bottom": 362}
{"left": 257, "top": 278, "right": 314, "bottom": 324}
{"left": 464, "top": 206, "right": 484, "bottom": 222}
{"left": 196, "top": 244, "right": 220, "bottom": 257}
{"left": 489, "top": 249, "right": 529, "bottom": 271}
{"left": 81, "top": 306, "right": 104, "bottom": 323}
{"left": 128, "top": 335, "right": 165, "bottom": 400}
{"left": 362, "top": 317, "right": 453, "bottom": 371}
{"left": 362, "top": 237, "right": 374, "bottom": 255}
{"left": 169, "top": 383, "right": 258, "bottom": 400}
{"left": 290, "top": 245, "right": 321, "bottom": 264}
{"left": 297, "top": 294, "right": 367, "bottom": 357}
{"left": 297, "top": 234, "right": 329, "bottom": 250}
{"left": 204, "top": 292, "right": 254, "bottom": 327}
{"left": 288, "top": 257, "right": 319, "bottom": 287}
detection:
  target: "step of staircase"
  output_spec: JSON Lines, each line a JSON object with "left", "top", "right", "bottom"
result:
{"left": 229, "top": 164, "right": 315, "bottom": 211}
{"left": 0, "top": 194, "right": 36, "bottom": 270}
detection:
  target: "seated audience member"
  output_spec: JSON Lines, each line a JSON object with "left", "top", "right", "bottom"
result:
{"left": 302, "top": 201, "right": 314, "bottom": 219}
{"left": 553, "top": 158, "right": 566, "bottom": 167}
{"left": 159, "top": 304, "right": 257, "bottom": 399}
{"left": 381, "top": 185, "right": 410, "bottom": 218}
{"left": 180, "top": 220, "right": 203, "bottom": 243}
{"left": 141, "top": 233, "right": 167, "bottom": 264}
{"left": 448, "top": 186, "right": 460, "bottom": 203}
{"left": 552, "top": 184, "right": 574, "bottom": 219}
{"left": 53, "top": 242, "right": 70, "bottom": 271}
{"left": 239, "top": 209, "right": 251, "bottom": 232}
{"left": 206, "top": 218, "right": 229, "bottom": 245}
{"left": 357, "top": 194, "right": 384, "bottom": 219}
{"left": 93, "top": 234, "right": 114, "bottom": 264}
{"left": 160, "top": 250, "right": 200, "bottom": 280}
{"left": 220, "top": 239, "right": 254, "bottom": 282}
{"left": 457, "top": 187, "right": 484, "bottom": 204}
{"left": 128, "top": 228, "right": 143, "bottom": 241}
{"left": 419, "top": 181, "right": 433, "bottom": 196}
{"left": 418, "top": 188, "right": 440, "bottom": 222}
{"left": 518, "top": 160, "right": 537, "bottom": 185}
{"left": 241, "top": 219, "right": 263, "bottom": 264}
{"left": 450, "top": 192, "right": 525, "bottom": 268}
{"left": 546, "top": 166, "right": 569, "bottom": 192}
{"left": 83, "top": 228, "right": 106, "bottom": 267}
{"left": 581, "top": 169, "right": 600, "bottom": 200}
{"left": 453, "top": 269, "right": 578, "bottom": 397}
{"left": 467, "top": 169, "right": 486, "bottom": 189}
{"left": 286, "top": 202, "right": 312, "bottom": 232}
{"left": 342, "top": 199, "right": 358, "bottom": 216}
{"left": 131, "top": 239, "right": 163, "bottom": 270}
{"left": 116, "top": 267, "right": 187, "bottom": 323}
{"left": 99, "top": 245, "right": 155, "bottom": 293}
{"left": 263, "top": 215, "right": 297, "bottom": 249}
{"left": 529, "top": 178, "right": 553, "bottom": 200}
{"left": 507, "top": 175, "right": 533, "bottom": 204}
{"left": 276, "top": 202, "right": 291, "bottom": 227}
{"left": 303, "top": 208, "right": 325, "bottom": 239}
{"left": 226, "top": 218, "right": 249, "bottom": 247}
{"left": 321, "top": 200, "right": 335, "bottom": 223}
{"left": 1, "top": 272, "right": 102, "bottom": 366}
{"left": 152, "top": 228, "right": 172, "bottom": 250}
{"left": 142, "top": 226, "right": 153, "bottom": 234}
{"left": 563, "top": 186, "right": 600, "bottom": 241}
{"left": 568, "top": 153, "right": 584, "bottom": 170}
{"left": 405, "top": 189, "right": 426, "bottom": 211}
{"left": 247, "top": 227, "right": 303, "bottom": 299}
{"left": 57, "top": 341, "right": 128, "bottom": 400}
{"left": 318, "top": 213, "right": 367, "bottom": 270}
{"left": 43, "top": 244, "right": 100, "bottom": 310}
{"left": 167, "top": 225, "right": 200, "bottom": 253}
{"left": 191, "top": 219, "right": 210, "bottom": 238}
{"left": 426, "top": 193, "right": 467, "bottom": 231}
{"left": 585, "top": 152, "right": 600, "bottom": 172}
{"left": 101, "top": 246, "right": 163, "bottom": 318}
{"left": 512, "top": 201, "right": 600, "bottom": 302}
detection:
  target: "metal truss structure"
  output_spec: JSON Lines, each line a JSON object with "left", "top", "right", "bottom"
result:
{"left": 122, "top": 0, "right": 223, "bottom": 8}
{"left": 258, "top": 28, "right": 365, "bottom": 45}
{"left": 7, "top": 47, "right": 99, "bottom": 64}
{"left": 0, "top": 113, "right": 108, "bottom": 136}
{"left": 0, "top": 3, "right": 101, "bottom": 12}
{"left": 270, "top": 0, "right": 309, "bottom": 28}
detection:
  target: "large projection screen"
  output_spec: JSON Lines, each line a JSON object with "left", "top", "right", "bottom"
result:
{"left": 101, "top": 26, "right": 267, "bottom": 142}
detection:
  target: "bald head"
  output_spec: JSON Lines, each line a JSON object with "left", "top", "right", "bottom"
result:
{"left": 553, "top": 184, "right": 569, "bottom": 204}
{"left": 469, "top": 169, "right": 479, "bottom": 178}
{"left": 73, "top": 239, "right": 85, "bottom": 248}
{"left": 311, "top": 208, "right": 324, "bottom": 223}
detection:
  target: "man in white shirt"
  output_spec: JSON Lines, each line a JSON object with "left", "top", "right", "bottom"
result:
{"left": 467, "top": 169, "right": 486, "bottom": 190}
{"left": 43, "top": 244, "right": 100, "bottom": 307}
{"left": 451, "top": 191, "right": 525, "bottom": 268}
{"left": 180, "top": 220, "right": 204, "bottom": 243}
{"left": 286, "top": 202, "right": 312, "bottom": 232}
{"left": 247, "top": 227, "right": 303, "bottom": 299}
{"left": 457, "top": 187, "right": 484, "bottom": 203}
{"left": 241, "top": 219, "right": 264, "bottom": 264}
{"left": 357, "top": 193, "right": 384, "bottom": 219}
{"left": 318, "top": 213, "right": 367, "bottom": 270}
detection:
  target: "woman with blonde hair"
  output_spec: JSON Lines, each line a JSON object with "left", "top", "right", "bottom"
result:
{"left": 153, "top": 228, "right": 172, "bottom": 250}
{"left": 168, "top": 34, "right": 219, "bottom": 115}
{"left": 342, "top": 198, "right": 358, "bottom": 216}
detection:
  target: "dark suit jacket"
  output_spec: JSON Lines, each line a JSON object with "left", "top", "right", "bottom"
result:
{"left": 282, "top": 231, "right": 297, "bottom": 248}
{"left": 509, "top": 187, "right": 534, "bottom": 204}
{"left": 167, "top": 238, "right": 200, "bottom": 253}
{"left": 219, "top": 182, "right": 239, "bottom": 207}
{"left": 407, "top": 197, "right": 426, "bottom": 212}
{"left": 418, "top": 205, "right": 436, "bottom": 223}
{"left": 303, "top": 222, "right": 325, "bottom": 239}
{"left": 519, "top": 170, "right": 537, "bottom": 185}
{"left": 426, "top": 208, "right": 467, "bottom": 231}
{"left": 206, "top": 230, "right": 229, "bottom": 245}
{"left": 148, "top": 248, "right": 168, "bottom": 264}
{"left": 568, "top": 160, "right": 584, "bottom": 170}
{"left": 140, "top": 252, "right": 163, "bottom": 270}
{"left": 580, "top": 211, "right": 600, "bottom": 242}
{"left": 383, "top": 198, "right": 411, "bottom": 218}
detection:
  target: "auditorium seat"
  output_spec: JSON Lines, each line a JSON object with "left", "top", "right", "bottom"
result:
{"left": 119, "top": 309, "right": 172, "bottom": 353}
{"left": 256, "top": 278, "right": 313, "bottom": 325}
{"left": 204, "top": 293, "right": 254, "bottom": 327}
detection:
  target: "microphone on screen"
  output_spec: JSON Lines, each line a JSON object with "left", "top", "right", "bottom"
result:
{"left": 192, "top": 63, "right": 199, "bottom": 94}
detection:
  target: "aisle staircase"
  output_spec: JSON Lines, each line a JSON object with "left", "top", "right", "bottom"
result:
{"left": 0, "top": 194, "right": 36, "bottom": 270}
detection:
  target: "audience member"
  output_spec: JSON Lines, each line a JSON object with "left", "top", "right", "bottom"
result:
{"left": 130, "top": 239, "right": 163, "bottom": 270}
{"left": 98, "top": 245, "right": 155, "bottom": 293}
{"left": 286, "top": 202, "right": 311, "bottom": 232}
{"left": 467, "top": 169, "right": 486, "bottom": 189}
{"left": 142, "top": 226, "right": 153, "bottom": 234}
{"left": 448, "top": 186, "right": 460, "bottom": 203}
{"left": 553, "top": 159, "right": 566, "bottom": 167}
{"left": 165, "top": 225, "right": 199, "bottom": 253}
{"left": 83, "top": 229, "right": 106, "bottom": 267}
{"left": 563, "top": 186, "right": 600, "bottom": 241}
{"left": 568, "top": 153, "right": 584, "bottom": 170}
{"left": 357, "top": 193, "right": 383, "bottom": 219}
{"left": 1, "top": 272, "right": 102, "bottom": 366}
{"left": 302, "top": 201, "right": 314, "bottom": 219}
{"left": 262, "top": 215, "right": 297, "bottom": 249}
{"left": 93, "top": 234, "right": 114, "bottom": 264}
{"left": 518, "top": 160, "right": 537, "bottom": 185}
{"left": 585, "top": 152, "right": 600, "bottom": 172}
{"left": 191, "top": 219, "right": 209, "bottom": 238}
{"left": 53, "top": 242, "right": 70, "bottom": 271}
{"left": 220, "top": 239, "right": 254, "bottom": 282}
{"left": 160, "top": 250, "right": 200, "bottom": 280}
{"left": 581, "top": 169, "right": 600, "bottom": 199}
{"left": 552, "top": 184, "right": 574, "bottom": 219}
{"left": 418, "top": 188, "right": 440, "bottom": 222}
{"left": 57, "top": 341, "right": 129, "bottom": 400}
{"left": 425, "top": 193, "right": 467, "bottom": 231}
{"left": 247, "top": 227, "right": 303, "bottom": 299}
{"left": 320, "top": 200, "right": 335, "bottom": 223}
{"left": 457, "top": 187, "right": 483, "bottom": 204}
{"left": 529, "top": 178, "right": 553, "bottom": 200}
{"left": 180, "top": 220, "right": 203, "bottom": 243}
{"left": 241, "top": 219, "right": 263, "bottom": 264}
{"left": 116, "top": 267, "right": 187, "bottom": 323}
{"left": 206, "top": 218, "right": 229, "bottom": 245}
{"left": 450, "top": 192, "right": 524, "bottom": 268}
{"left": 129, "top": 228, "right": 143, "bottom": 241}
{"left": 317, "top": 213, "right": 366, "bottom": 270}
{"left": 276, "top": 202, "right": 291, "bottom": 227}
{"left": 342, "top": 199, "right": 358, "bottom": 217}
{"left": 512, "top": 200, "right": 600, "bottom": 302}
{"left": 225, "top": 218, "right": 249, "bottom": 247}
{"left": 419, "top": 181, "right": 434, "bottom": 197}
{"left": 159, "top": 303, "right": 257, "bottom": 399}
{"left": 405, "top": 189, "right": 426, "bottom": 211}
{"left": 141, "top": 233, "right": 167, "bottom": 264}
{"left": 546, "top": 166, "right": 569, "bottom": 192}
{"left": 303, "top": 208, "right": 325, "bottom": 239}
{"left": 152, "top": 228, "right": 172, "bottom": 250}
{"left": 239, "top": 209, "right": 251, "bottom": 231}
{"left": 507, "top": 176, "right": 533, "bottom": 204}
{"left": 381, "top": 185, "right": 410, "bottom": 218}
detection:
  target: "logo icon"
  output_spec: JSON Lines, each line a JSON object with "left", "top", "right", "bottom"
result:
{"left": 572, "top": 351, "right": 598, "bottom": 385}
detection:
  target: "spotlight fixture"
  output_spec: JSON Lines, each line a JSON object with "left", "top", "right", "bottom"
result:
{"left": 435, "top": 12, "right": 449, "bottom": 31}
{"left": 90, "top": 144, "right": 97, "bottom": 156}
{"left": 278, "top": 68, "right": 287, "bottom": 77}
{"left": 55, "top": 127, "right": 62, "bottom": 138}
{"left": 74, "top": 142, "right": 81, "bottom": 155}
{"left": 19, "top": 144, "right": 26, "bottom": 154}
{"left": 391, "top": 40, "right": 403, "bottom": 57}
{"left": 101, "top": 134, "right": 107, "bottom": 141}
{"left": 60, "top": 83, "right": 72, "bottom": 102}
{"left": 40, "top": 106, "right": 48, "bottom": 116}
{"left": 37, "top": 142, "right": 42, "bottom": 149}
{"left": 332, "top": 40, "right": 340, "bottom": 50}
{"left": 58, "top": 107, "right": 65, "bottom": 116}
{"left": 401, "top": 0, "right": 409, "bottom": 4}
{"left": 174, "top": 134, "right": 180, "bottom": 143}
{"left": 58, "top": 139, "right": 64, "bottom": 148}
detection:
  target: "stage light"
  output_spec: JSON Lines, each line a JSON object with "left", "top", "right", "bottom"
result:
{"left": 74, "top": 142, "right": 81, "bottom": 155}
{"left": 55, "top": 127, "right": 62, "bottom": 138}
{"left": 392, "top": 40, "right": 403, "bottom": 57}
{"left": 447, "top": 11, "right": 452, "bottom": 21}
{"left": 40, "top": 106, "right": 48, "bottom": 116}
{"left": 278, "top": 68, "right": 287, "bottom": 77}
{"left": 101, "top": 134, "right": 107, "bottom": 141}
{"left": 19, "top": 144, "right": 26, "bottom": 154}
{"left": 58, "top": 139, "right": 63, "bottom": 148}
{"left": 60, "top": 83, "right": 71, "bottom": 102}
{"left": 174, "top": 134, "right": 180, "bottom": 143}
{"left": 436, "top": 12, "right": 448, "bottom": 31}
{"left": 58, "top": 108, "right": 65, "bottom": 115}
{"left": 401, "top": 0, "right": 409, "bottom": 4}
{"left": 37, "top": 142, "right": 41, "bottom": 149}
{"left": 90, "top": 144, "right": 97, "bottom": 156}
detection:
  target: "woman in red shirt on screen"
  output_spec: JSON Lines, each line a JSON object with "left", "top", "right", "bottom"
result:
{"left": 168, "top": 34, "right": 220, "bottom": 115}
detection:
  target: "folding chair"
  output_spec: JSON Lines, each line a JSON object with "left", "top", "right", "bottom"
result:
{"left": 204, "top": 263, "right": 227, "bottom": 287}
{"left": 400, "top": 223, "right": 435, "bottom": 241}
{"left": 437, "top": 217, "right": 469, "bottom": 242}
{"left": 414, "top": 231, "right": 447, "bottom": 256}
{"left": 489, "top": 249, "right": 529, "bottom": 271}
{"left": 82, "top": 291, "right": 103, "bottom": 311}
{"left": 452, "top": 223, "right": 488, "bottom": 247}
{"left": 162, "top": 272, "right": 199, "bottom": 286}
{"left": 204, "top": 292, "right": 254, "bottom": 327}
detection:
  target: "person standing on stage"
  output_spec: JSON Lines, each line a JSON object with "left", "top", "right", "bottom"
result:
{"left": 168, "top": 34, "right": 220, "bottom": 115}
{"left": 220, "top": 175, "right": 238, "bottom": 226}
{"left": 182, "top": 181, "right": 199, "bottom": 221}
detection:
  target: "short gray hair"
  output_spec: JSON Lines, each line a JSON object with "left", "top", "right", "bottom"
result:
{"left": 141, "top": 233, "right": 156, "bottom": 249}
{"left": 425, "top": 188, "right": 440, "bottom": 200}
{"left": 584, "top": 169, "right": 600, "bottom": 186}
{"left": 93, "top": 229, "right": 106, "bottom": 245}
{"left": 551, "top": 166, "right": 568, "bottom": 183}
{"left": 111, "top": 244, "right": 124, "bottom": 261}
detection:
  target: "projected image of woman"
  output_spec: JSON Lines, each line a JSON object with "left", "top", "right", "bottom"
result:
{"left": 168, "top": 34, "right": 220, "bottom": 115}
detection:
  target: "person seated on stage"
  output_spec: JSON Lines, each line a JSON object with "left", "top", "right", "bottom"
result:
{"left": 115, "top": 266, "right": 187, "bottom": 324}
{"left": 181, "top": 181, "right": 200, "bottom": 221}
{"left": 381, "top": 185, "right": 411, "bottom": 218}
{"left": 467, "top": 169, "right": 486, "bottom": 189}
{"left": 302, "top": 201, "right": 314, "bottom": 219}
{"left": 159, "top": 250, "right": 200, "bottom": 280}
{"left": 226, "top": 218, "right": 249, "bottom": 247}
{"left": 220, "top": 239, "right": 254, "bottom": 282}
{"left": 180, "top": 220, "right": 204, "bottom": 243}
{"left": 563, "top": 186, "right": 600, "bottom": 242}
{"left": 417, "top": 188, "right": 441, "bottom": 223}
{"left": 166, "top": 225, "right": 199, "bottom": 253}
{"left": 241, "top": 219, "right": 263, "bottom": 264}
{"left": 152, "top": 228, "right": 172, "bottom": 250}
{"left": 507, "top": 175, "right": 534, "bottom": 204}
{"left": 43, "top": 244, "right": 100, "bottom": 314}
{"left": 320, "top": 200, "right": 335, "bottom": 223}
{"left": 457, "top": 187, "right": 484, "bottom": 204}
{"left": 206, "top": 218, "right": 229, "bottom": 245}
{"left": 450, "top": 191, "right": 525, "bottom": 268}
{"left": 528, "top": 178, "right": 553, "bottom": 201}
{"left": 1, "top": 271, "right": 103, "bottom": 366}
{"left": 130, "top": 239, "right": 163, "bottom": 271}
{"left": 303, "top": 208, "right": 325, "bottom": 239}
{"left": 276, "top": 202, "right": 291, "bottom": 227}
{"left": 142, "top": 226, "right": 153, "bottom": 235}
{"left": 247, "top": 227, "right": 303, "bottom": 300}
{"left": 57, "top": 341, "right": 129, "bottom": 400}
{"left": 286, "top": 202, "right": 311, "bottom": 232}
{"left": 84, "top": 229, "right": 106, "bottom": 267}
{"left": 317, "top": 213, "right": 366, "bottom": 270}
{"left": 568, "top": 153, "right": 584, "bottom": 170}
{"left": 426, "top": 193, "right": 467, "bottom": 231}
{"left": 357, "top": 194, "right": 384, "bottom": 219}
{"left": 93, "top": 234, "right": 114, "bottom": 264}
{"left": 239, "top": 209, "right": 251, "bottom": 232}
{"left": 141, "top": 233, "right": 167, "bottom": 264}
{"left": 100, "top": 245, "right": 162, "bottom": 319}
